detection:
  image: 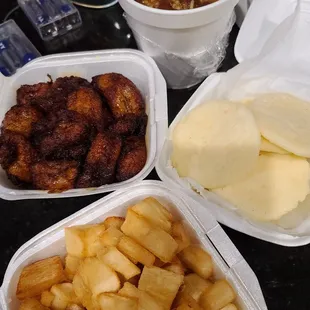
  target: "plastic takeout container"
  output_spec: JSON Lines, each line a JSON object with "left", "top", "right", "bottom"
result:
{"left": 157, "top": 0, "right": 310, "bottom": 246}
{"left": 0, "top": 20, "right": 40, "bottom": 77}
{"left": 0, "top": 49, "right": 167, "bottom": 200}
{"left": 119, "top": 0, "right": 238, "bottom": 89}
{"left": 156, "top": 72, "right": 310, "bottom": 247}
{"left": 0, "top": 180, "right": 267, "bottom": 310}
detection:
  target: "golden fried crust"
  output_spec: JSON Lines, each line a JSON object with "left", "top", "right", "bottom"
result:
{"left": 38, "top": 111, "right": 90, "bottom": 158}
{"left": 67, "top": 87, "right": 105, "bottom": 131}
{"left": 116, "top": 136, "right": 147, "bottom": 182}
{"left": 0, "top": 131, "right": 37, "bottom": 184}
{"left": 2, "top": 105, "right": 42, "bottom": 138}
{"left": 76, "top": 132, "right": 122, "bottom": 188}
{"left": 92, "top": 73, "right": 145, "bottom": 119}
{"left": 17, "top": 83, "right": 51, "bottom": 105}
{"left": 32, "top": 161, "right": 79, "bottom": 192}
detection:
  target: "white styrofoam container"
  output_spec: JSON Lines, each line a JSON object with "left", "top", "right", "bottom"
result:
{"left": 119, "top": 0, "right": 238, "bottom": 89}
{"left": 0, "top": 49, "right": 168, "bottom": 200}
{"left": 156, "top": 73, "right": 310, "bottom": 247}
{"left": 234, "top": 0, "right": 297, "bottom": 63}
{"left": 0, "top": 180, "right": 267, "bottom": 310}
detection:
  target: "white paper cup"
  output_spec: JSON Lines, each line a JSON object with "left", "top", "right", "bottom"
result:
{"left": 120, "top": 0, "right": 239, "bottom": 89}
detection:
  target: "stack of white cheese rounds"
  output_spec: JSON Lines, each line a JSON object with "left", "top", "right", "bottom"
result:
{"left": 171, "top": 93, "right": 310, "bottom": 224}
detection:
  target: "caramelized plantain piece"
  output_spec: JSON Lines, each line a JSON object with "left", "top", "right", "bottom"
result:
{"left": 135, "top": 113, "right": 148, "bottom": 136}
{"left": 37, "top": 111, "right": 90, "bottom": 158}
{"left": 108, "top": 114, "right": 148, "bottom": 137}
{"left": 31, "top": 113, "right": 59, "bottom": 148}
{"left": 17, "top": 82, "right": 51, "bottom": 106}
{"left": 68, "top": 87, "right": 106, "bottom": 131}
{"left": 52, "top": 76, "right": 91, "bottom": 96}
{"left": 32, "top": 161, "right": 79, "bottom": 192}
{"left": 2, "top": 105, "right": 42, "bottom": 138}
{"left": 31, "top": 77, "right": 91, "bottom": 113}
{"left": 77, "top": 132, "right": 122, "bottom": 188}
{"left": 92, "top": 73, "right": 145, "bottom": 119}
{"left": 49, "top": 144, "right": 89, "bottom": 161}
{"left": 116, "top": 136, "right": 147, "bottom": 182}
{"left": 0, "top": 137, "right": 16, "bottom": 169}
{"left": 31, "top": 91, "right": 68, "bottom": 114}
{"left": 108, "top": 114, "right": 138, "bottom": 136}
{"left": 0, "top": 131, "right": 37, "bottom": 185}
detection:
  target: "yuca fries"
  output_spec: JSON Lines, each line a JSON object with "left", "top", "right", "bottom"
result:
{"left": 16, "top": 197, "right": 239, "bottom": 310}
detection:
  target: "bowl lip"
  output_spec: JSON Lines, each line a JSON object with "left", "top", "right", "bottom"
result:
{"left": 121, "top": 0, "right": 232, "bottom": 16}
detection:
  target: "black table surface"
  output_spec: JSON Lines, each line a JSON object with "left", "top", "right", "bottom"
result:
{"left": 1, "top": 2, "right": 310, "bottom": 309}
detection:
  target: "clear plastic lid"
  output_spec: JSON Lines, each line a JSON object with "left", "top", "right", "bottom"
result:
{"left": 0, "top": 19, "right": 40, "bottom": 77}
{"left": 18, "top": 0, "right": 82, "bottom": 41}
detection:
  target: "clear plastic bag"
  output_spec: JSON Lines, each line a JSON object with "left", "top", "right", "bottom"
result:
{"left": 125, "top": 12, "right": 236, "bottom": 89}
{"left": 235, "top": 0, "right": 297, "bottom": 62}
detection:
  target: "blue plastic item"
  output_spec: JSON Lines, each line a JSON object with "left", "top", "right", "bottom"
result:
{"left": 0, "top": 20, "right": 41, "bottom": 76}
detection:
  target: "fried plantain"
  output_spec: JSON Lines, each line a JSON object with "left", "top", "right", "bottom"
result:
{"left": 116, "top": 136, "right": 147, "bottom": 182}
{"left": 0, "top": 138, "right": 16, "bottom": 170}
{"left": 31, "top": 90, "right": 68, "bottom": 114}
{"left": 68, "top": 87, "right": 108, "bottom": 131}
{"left": 77, "top": 132, "right": 122, "bottom": 188}
{"left": 17, "top": 82, "right": 51, "bottom": 106}
{"left": 52, "top": 76, "right": 91, "bottom": 96}
{"left": 92, "top": 73, "right": 145, "bottom": 119}
{"left": 108, "top": 113, "right": 148, "bottom": 137}
{"left": 29, "top": 77, "right": 91, "bottom": 114}
{"left": 2, "top": 105, "right": 42, "bottom": 138}
{"left": 0, "top": 131, "right": 37, "bottom": 185}
{"left": 49, "top": 144, "right": 89, "bottom": 161}
{"left": 37, "top": 111, "right": 91, "bottom": 158}
{"left": 32, "top": 161, "right": 79, "bottom": 192}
